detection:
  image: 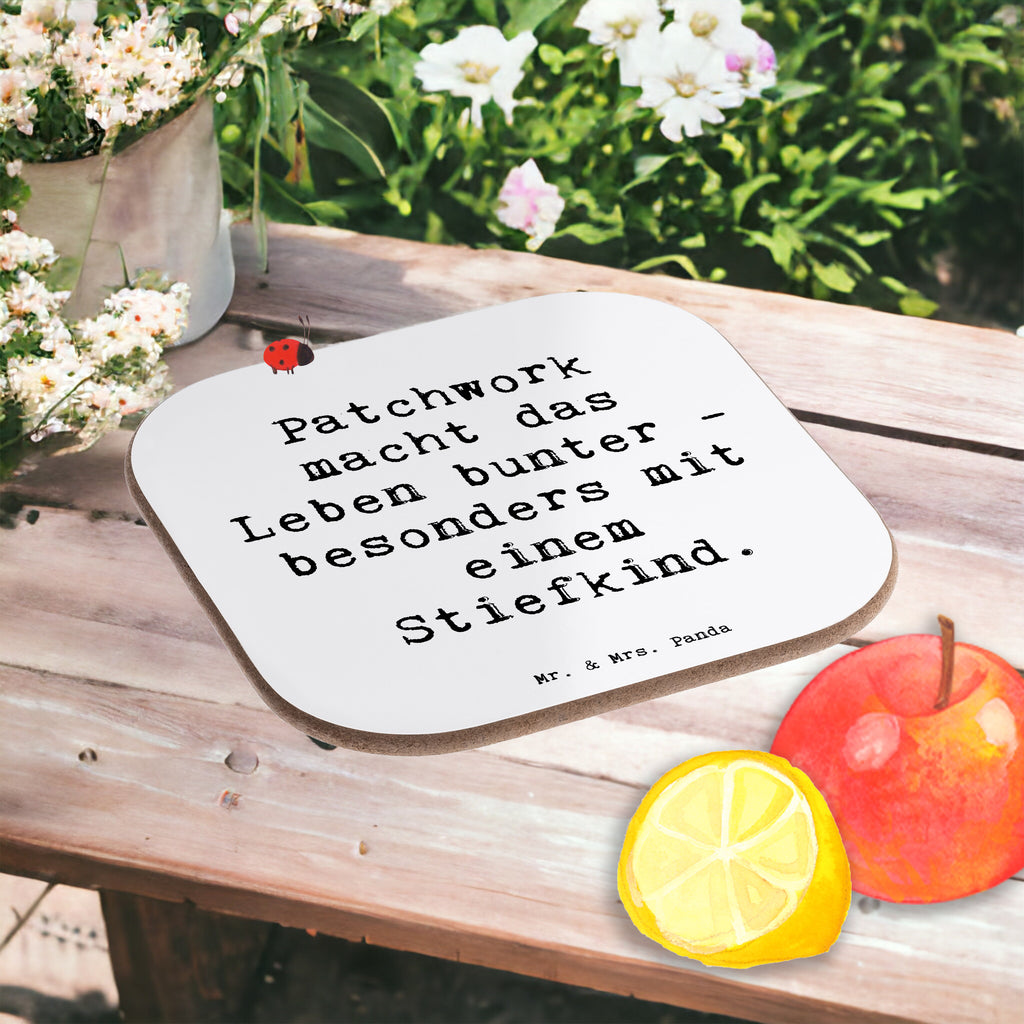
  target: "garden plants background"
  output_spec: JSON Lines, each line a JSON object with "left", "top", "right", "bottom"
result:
{"left": 216, "top": 0, "right": 1022, "bottom": 328}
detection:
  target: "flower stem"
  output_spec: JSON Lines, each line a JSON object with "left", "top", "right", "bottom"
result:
{"left": 934, "top": 614, "right": 956, "bottom": 710}
{"left": 0, "top": 374, "right": 95, "bottom": 456}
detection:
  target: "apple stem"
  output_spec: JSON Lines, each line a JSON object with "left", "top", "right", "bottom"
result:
{"left": 934, "top": 615, "right": 956, "bottom": 710}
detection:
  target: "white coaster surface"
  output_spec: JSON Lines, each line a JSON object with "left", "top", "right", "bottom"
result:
{"left": 127, "top": 293, "right": 896, "bottom": 752}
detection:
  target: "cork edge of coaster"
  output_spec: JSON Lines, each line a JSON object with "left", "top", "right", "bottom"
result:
{"left": 126, "top": 427, "right": 898, "bottom": 756}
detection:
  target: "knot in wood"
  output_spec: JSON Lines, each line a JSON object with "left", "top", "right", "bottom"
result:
{"left": 225, "top": 747, "right": 259, "bottom": 774}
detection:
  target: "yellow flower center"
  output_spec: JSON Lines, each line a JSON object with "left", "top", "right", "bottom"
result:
{"left": 611, "top": 17, "right": 642, "bottom": 40}
{"left": 458, "top": 60, "right": 500, "bottom": 84}
{"left": 40, "top": 374, "right": 55, "bottom": 390}
{"left": 670, "top": 72, "right": 700, "bottom": 98}
{"left": 690, "top": 12, "right": 718, "bottom": 37}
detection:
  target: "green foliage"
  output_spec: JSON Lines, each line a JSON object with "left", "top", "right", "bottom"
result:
{"left": 214, "top": 0, "right": 1022, "bottom": 321}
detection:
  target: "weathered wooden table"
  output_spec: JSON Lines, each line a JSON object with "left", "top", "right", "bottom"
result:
{"left": 2, "top": 224, "right": 1021, "bottom": 1024}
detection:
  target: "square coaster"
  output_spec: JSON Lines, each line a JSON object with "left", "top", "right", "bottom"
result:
{"left": 127, "top": 292, "right": 896, "bottom": 753}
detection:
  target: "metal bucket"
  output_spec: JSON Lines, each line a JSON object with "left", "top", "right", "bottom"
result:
{"left": 19, "top": 97, "right": 234, "bottom": 344}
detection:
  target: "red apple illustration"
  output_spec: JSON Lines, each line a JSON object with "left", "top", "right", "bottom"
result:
{"left": 771, "top": 617, "right": 1024, "bottom": 903}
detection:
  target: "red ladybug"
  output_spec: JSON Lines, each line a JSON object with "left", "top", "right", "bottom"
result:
{"left": 264, "top": 316, "right": 314, "bottom": 374}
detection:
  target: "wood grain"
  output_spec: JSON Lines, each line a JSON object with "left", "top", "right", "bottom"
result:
{"left": 228, "top": 224, "right": 1023, "bottom": 450}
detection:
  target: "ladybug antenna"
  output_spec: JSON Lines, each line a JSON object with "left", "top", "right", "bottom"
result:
{"left": 298, "top": 314, "right": 311, "bottom": 344}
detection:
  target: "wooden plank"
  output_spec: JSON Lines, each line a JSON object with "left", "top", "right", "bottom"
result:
{"left": 0, "top": 664, "right": 1019, "bottom": 1024}
{"left": 100, "top": 890, "right": 272, "bottom": 1023}
{"left": 227, "top": 224, "right": 1023, "bottom": 450}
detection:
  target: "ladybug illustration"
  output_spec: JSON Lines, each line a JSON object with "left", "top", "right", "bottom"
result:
{"left": 264, "top": 316, "right": 315, "bottom": 374}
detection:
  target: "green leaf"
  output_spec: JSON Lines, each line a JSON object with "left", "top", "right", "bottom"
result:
{"left": 302, "top": 71, "right": 400, "bottom": 155}
{"left": 425, "top": 209, "right": 446, "bottom": 245}
{"left": 218, "top": 150, "right": 254, "bottom": 196}
{"left": 860, "top": 179, "right": 942, "bottom": 210}
{"left": 812, "top": 261, "right": 857, "bottom": 293}
{"left": 550, "top": 221, "right": 623, "bottom": 245}
{"left": 260, "top": 175, "right": 316, "bottom": 225}
{"left": 879, "top": 276, "right": 911, "bottom": 295}
{"left": 858, "top": 97, "right": 906, "bottom": 118}
{"left": 472, "top": 0, "right": 499, "bottom": 23}
{"left": 505, "top": 0, "right": 571, "bottom": 37}
{"left": 302, "top": 97, "right": 386, "bottom": 178}
{"left": 828, "top": 129, "right": 868, "bottom": 165}
{"left": 792, "top": 179, "right": 866, "bottom": 230}
{"left": 855, "top": 63, "right": 899, "bottom": 94}
{"left": 622, "top": 153, "right": 675, "bottom": 193}
{"left": 631, "top": 253, "right": 702, "bottom": 279}
{"left": 538, "top": 44, "right": 565, "bottom": 73}
{"left": 956, "top": 25, "right": 1007, "bottom": 41}
{"left": 833, "top": 224, "right": 891, "bottom": 246}
{"left": 719, "top": 132, "right": 745, "bottom": 162}
{"left": 938, "top": 40, "right": 1008, "bottom": 72}
{"left": 802, "top": 230, "right": 873, "bottom": 274}
{"left": 741, "top": 222, "right": 803, "bottom": 273}
{"left": 762, "top": 81, "right": 827, "bottom": 106}
{"left": 731, "top": 173, "right": 780, "bottom": 222}
{"left": 266, "top": 53, "right": 298, "bottom": 143}
{"left": 302, "top": 199, "right": 351, "bottom": 225}
{"left": 347, "top": 11, "right": 380, "bottom": 42}
{"left": 898, "top": 292, "right": 940, "bottom": 317}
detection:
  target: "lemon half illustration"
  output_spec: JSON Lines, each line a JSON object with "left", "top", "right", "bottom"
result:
{"left": 618, "top": 750, "right": 851, "bottom": 968}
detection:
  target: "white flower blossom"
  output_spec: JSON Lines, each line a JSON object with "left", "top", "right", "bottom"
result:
{"left": 20, "top": 1, "right": 98, "bottom": 33}
{"left": 664, "top": 0, "right": 746, "bottom": 48}
{"left": 415, "top": 26, "right": 537, "bottom": 128}
{"left": 1, "top": 225, "right": 186, "bottom": 471}
{"left": 234, "top": 1, "right": 323, "bottom": 40}
{"left": 75, "top": 312, "right": 156, "bottom": 365}
{"left": 55, "top": 7, "right": 203, "bottom": 130}
{"left": 496, "top": 159, "right": 565, "bottom": 251}
{"left": 575, "top": 0, "right": 662, "bottom": 49}
{"left": 575, "top": 0, "right": 663, "bottom": 87}
{"left": 0, "top": 12, "right": 52, "bottom": 62}
{"left": 632, "top": 24, "right": 744, "bottom": 140}
{"left": 5, "top": 347, "right": 92, "bottom": 424}
{"left": 0, "top": 68, "right": 40, "bottom": 136}
{"left": 35, "top": 318, "right": 74, "bottom": 352}
{"left": 5, "top": 270, "right": 68, "bottom": 318}
{"left": 105, "top": 283, "right": 191, "bottom": 343}
{"left": 0, "top": 231, "right": 58, "bottom": 273}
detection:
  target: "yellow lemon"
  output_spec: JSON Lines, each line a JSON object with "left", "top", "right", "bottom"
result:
{"left": 618, "top": 750, "right": 850, "bottom": 968}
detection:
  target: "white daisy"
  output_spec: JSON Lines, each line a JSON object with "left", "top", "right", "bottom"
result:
{"left": 415, "top": 25, "right": 537, "bottom": 128}
{"left": 574, "top": 0, "right": 662, "bottom": 48}
{"left": 632, "top": 24, "right": 744, "bottom": 140}
{"left": 664, "top": 0, "right": 746, "bottom": 48}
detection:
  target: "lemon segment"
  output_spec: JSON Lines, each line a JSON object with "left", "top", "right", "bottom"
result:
{"left": 618, "top": 750, "right": 851, "bottom": 968}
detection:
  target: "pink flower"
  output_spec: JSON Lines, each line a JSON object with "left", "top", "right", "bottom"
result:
{"left": 722, "top": 27, "right": 777, "bottom": 97}
{"left": 496, "top": 159, "right": 564, "bottom": 250}
{"left": 756, "top": 38, "right": 776, "bottom": 73}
